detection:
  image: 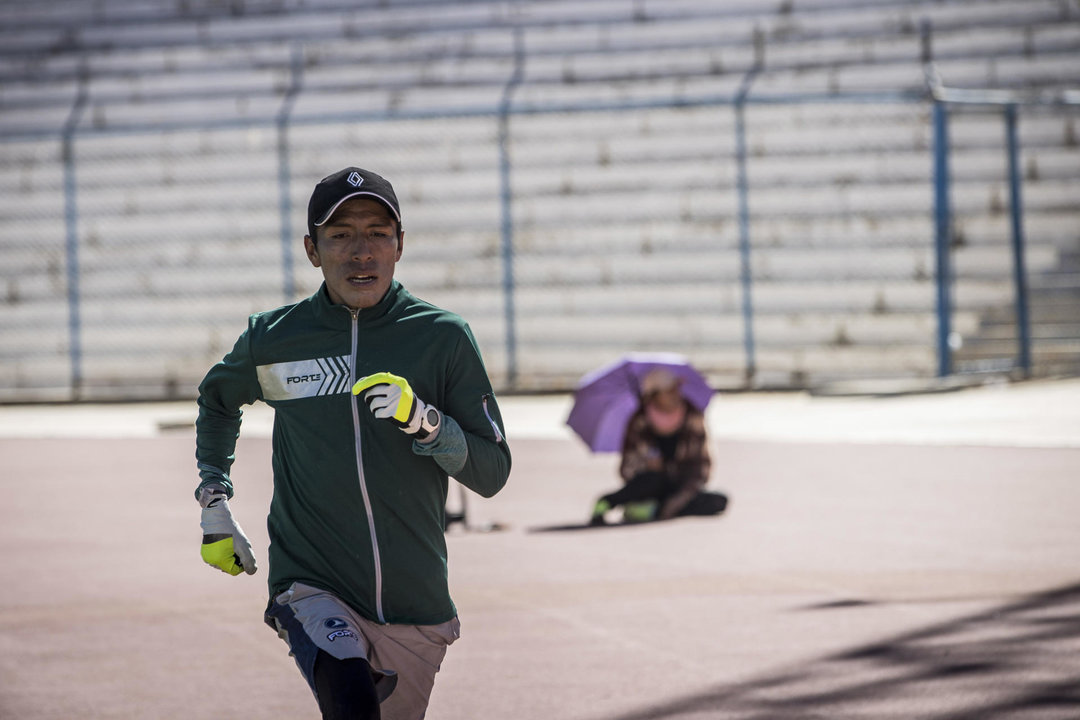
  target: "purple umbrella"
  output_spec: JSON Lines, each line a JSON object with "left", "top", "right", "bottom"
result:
{"left": 566, "top": 352, "right": 715, "bottom": 453}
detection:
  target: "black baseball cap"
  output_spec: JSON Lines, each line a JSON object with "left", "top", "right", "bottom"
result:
{"left": 307, "top": 167, "right": 402, "bottom": 239}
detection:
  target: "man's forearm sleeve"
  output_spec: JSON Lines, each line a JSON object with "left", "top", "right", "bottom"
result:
{"left": 412, "top": 414, "right": 468, "bottom": 475}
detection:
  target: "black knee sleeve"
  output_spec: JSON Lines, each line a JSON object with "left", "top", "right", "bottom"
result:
{"left": 313, "top": 651, "right": 381, "bottom": 720}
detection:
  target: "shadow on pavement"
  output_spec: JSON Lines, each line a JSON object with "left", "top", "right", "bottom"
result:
{"left": 605, "top": 581, "right": 1080, "bottom": 719}
{"left": 527, "top": 521, "right": 662, "bottom": 533}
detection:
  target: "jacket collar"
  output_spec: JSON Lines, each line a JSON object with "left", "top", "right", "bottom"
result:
{"left": 309, "top": 280, "right": 402, "bottom": 327}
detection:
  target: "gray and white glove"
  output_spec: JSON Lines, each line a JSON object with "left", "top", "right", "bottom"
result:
{"left": 352, "top": 372, "right": 442, "bottom": 442}
{"left": 198, "top": 485, "right": 257, "bottom": 576}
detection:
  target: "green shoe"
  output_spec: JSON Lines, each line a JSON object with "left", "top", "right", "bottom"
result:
{"left": 590, "top": 499, "right": 611, "bottom": 525}
{"left": 623, "top": 501, "right": 657, "bottom": 523}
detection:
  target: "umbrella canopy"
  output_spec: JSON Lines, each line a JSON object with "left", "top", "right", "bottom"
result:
{"left": 566, "top": 352, "right": 715, "bottom": 453}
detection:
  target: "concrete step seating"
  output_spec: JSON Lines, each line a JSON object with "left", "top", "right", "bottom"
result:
{"left": 2, "top": 114, "right": 1071, "bottom": 245}
{"left": 4, "top": 0, "right": 1071, "bottom": 86}
{"left": 4, "top": 103, "right": 1070, "bottom": 198}
{"left": 1, "top": 0, "right": 1077, "bottom": 395}
{"left": 2, "top": 1, "right": 1074, "bottom": 133}
{"left": 420, "top": 279, "right": 958, "bottom": 320}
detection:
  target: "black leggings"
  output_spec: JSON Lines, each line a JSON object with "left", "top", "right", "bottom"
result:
{"left": 313, "top": 652, "right": 381, "bottom": 720}
{"left": 603, "top": 471, "right": 728, "bottom": 516}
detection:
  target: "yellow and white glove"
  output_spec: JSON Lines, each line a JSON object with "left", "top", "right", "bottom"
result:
{"left": 352, "top": 372, "right": 442, "bottom": 442}
{"left": 198, "top": 486, "right": 257, "bottom": 576}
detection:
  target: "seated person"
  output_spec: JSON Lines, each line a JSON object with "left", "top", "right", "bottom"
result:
{"left": 591, "top": 369, "right": 728, "bottom": 525}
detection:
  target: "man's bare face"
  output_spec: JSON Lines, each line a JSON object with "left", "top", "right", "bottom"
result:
{"left": 304, "top": 198, "right": 402, "bottom": 310}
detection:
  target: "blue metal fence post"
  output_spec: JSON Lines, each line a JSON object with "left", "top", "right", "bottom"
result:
{"left": 932, "top": 100, "right": 953, "bottom": 377}
{"left": 734, "top": 68, "right": 759, "bottom": 385}
{"left": 498, "top": 28, "right": 524, "bottom": 387}
{"left": 62, "top": 66, "right": 89, "bottom": 399}
{"left": 1004, "top": 103, "right": 1032, "bottom": 376}
{"left": 277, "top": 44, "right": 303, "bottom": 301}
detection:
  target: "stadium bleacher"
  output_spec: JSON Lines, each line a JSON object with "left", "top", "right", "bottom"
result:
{"left": 0, "top": 0, "right": 1077, "bottom": 399}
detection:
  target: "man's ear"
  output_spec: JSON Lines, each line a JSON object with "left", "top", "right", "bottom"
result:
{"left": 396, "top": 230, "right": 404, "bottom": 261}
{"left": 304, "top": 235, "right": 321, "bottom": 268}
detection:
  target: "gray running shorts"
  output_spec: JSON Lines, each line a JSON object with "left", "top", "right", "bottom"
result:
{"left": 264, "top": 582, "right": 459, "bottom": 719}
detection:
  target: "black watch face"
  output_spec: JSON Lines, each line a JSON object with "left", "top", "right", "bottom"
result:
{"left": 425, "top": 408, "right": 440, "bottom": 426}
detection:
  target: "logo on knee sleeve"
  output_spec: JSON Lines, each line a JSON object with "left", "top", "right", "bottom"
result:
{"left": 324, "top": 617, "right": 356, "bottom": 642}
{"left": 327, "top": 629, "right": 356, "bottom": 641}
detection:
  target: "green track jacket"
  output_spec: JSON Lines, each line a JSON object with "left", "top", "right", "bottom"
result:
{"left": 195, "top": 281, "right": 511, "bottom": 625}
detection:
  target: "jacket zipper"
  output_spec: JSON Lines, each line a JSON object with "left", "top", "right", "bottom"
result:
{"left": 349, "top": 308, "right": 385, "bottom": 623}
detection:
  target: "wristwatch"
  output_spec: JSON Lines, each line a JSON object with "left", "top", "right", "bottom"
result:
{"left": 416, "top": 405, "right": 441, "bottom": 441}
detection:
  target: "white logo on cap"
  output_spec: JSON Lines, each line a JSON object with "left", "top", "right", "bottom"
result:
{"left": 347, "top": 172, "right": 364, "bottom": 187}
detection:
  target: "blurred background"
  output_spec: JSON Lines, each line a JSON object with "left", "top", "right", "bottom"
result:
{"left": 1, "top": 0, "right": 1078, "bottom": 401}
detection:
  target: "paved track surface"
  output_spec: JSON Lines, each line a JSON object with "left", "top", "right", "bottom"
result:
{"left": 2, "top": 378, "right": 1079, "bottom": 719}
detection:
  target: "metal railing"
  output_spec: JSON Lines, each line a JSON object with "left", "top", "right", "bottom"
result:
{"left": 927, "top": 66, "right": 1080, "bottom": 378}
